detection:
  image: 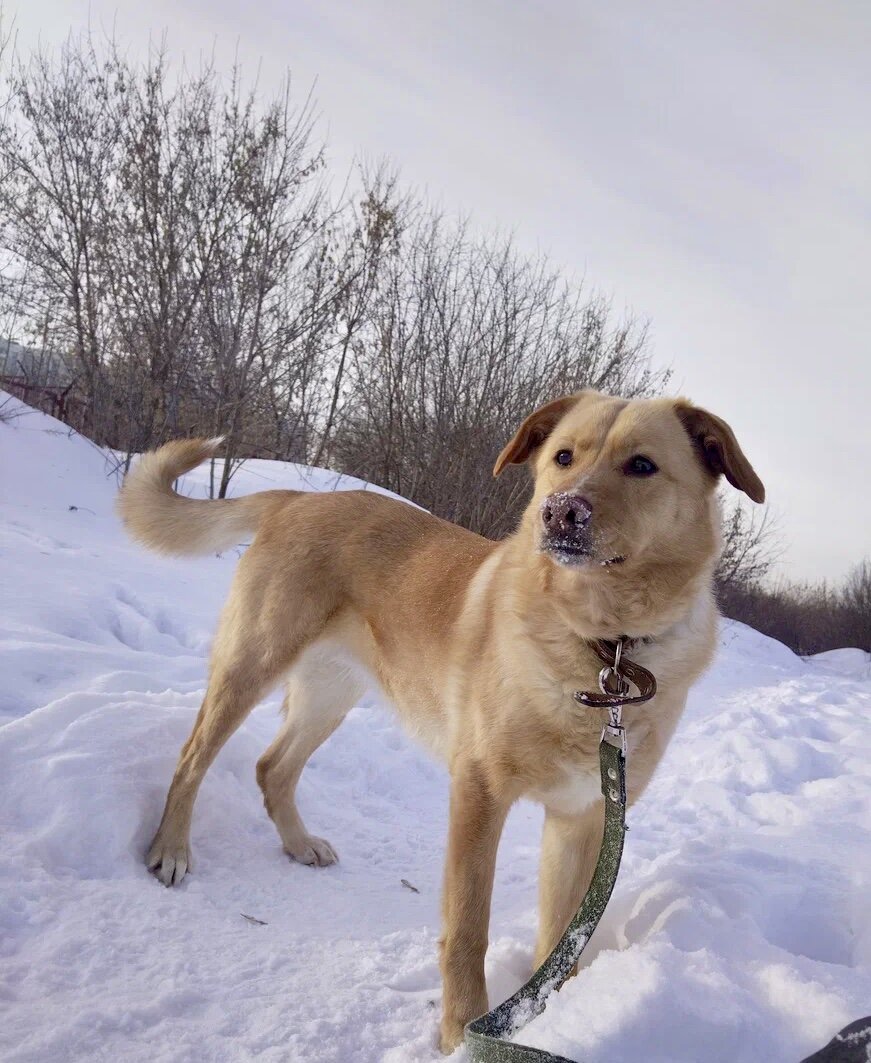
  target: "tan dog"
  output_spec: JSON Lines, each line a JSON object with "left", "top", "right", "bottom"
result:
{"left": 118, "top": 391, "right": 764, "bottom": 1052}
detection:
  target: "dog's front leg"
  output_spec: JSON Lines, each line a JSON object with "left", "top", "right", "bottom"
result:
{"left": 438, "top": 758, "right": 509, "bottom": 1054}
{"left": 534, "top": 803, "right": 604, "bottom": 969}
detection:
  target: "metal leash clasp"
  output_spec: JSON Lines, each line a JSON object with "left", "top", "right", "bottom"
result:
{"left": 600, "top": 640, "right": 628, "bottom": 756}
{"left": 598, "top": 638, "right": 631, "bottom": 699}
{"left": 602, "top": 704, "right": 627, "bottom": 757}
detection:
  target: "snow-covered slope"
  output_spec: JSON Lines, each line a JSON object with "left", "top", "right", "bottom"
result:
{"left": 1, "top": 393, "right": 869, "bottom": 1063}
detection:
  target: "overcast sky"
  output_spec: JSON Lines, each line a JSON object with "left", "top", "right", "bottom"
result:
{"left": 10, "top": 1, "right": 870, "bottom": 582}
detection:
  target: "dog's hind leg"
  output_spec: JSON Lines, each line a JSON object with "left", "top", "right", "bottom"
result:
{"left": 146, "top": 544, "right": 337, "bottom": 886}
{"left": 256, "top": 647, "right": 365, "bottom": 867}
{"left": 147, "top": 652, "right": 283, "bottom": 887}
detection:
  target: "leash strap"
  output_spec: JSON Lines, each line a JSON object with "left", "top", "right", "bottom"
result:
{"left": 799, "top": 1017, "right": 871, "bottom": 1062}
{"left": 464, "top": 734, "right": 627, "bottom": 1063}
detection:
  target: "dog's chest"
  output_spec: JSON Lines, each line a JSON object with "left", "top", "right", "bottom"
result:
{"left": 527, "top": 701, "right": 660, "bottom": 814}
{"left": 528, "top": 763, "right": 601, "bottom": 815}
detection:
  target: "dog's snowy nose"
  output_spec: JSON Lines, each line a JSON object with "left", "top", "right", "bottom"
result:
{"left": 541, "top": 493, "right": 593, "bottom": 536}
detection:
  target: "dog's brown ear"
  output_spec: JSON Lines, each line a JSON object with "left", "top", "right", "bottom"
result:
{"left": 674, "top": 400, "right": 765, "bottom": 503}
{"left": 493, "top": 396, "right": 578, "bottom": 477}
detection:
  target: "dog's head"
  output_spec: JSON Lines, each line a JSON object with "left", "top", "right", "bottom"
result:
{"left": 495, "top": 392, "right": 764, "bottom": 621}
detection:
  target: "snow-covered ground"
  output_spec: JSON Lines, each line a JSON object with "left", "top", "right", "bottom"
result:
{"left": 1, "top": 392, "right": 869, "bottom": 1063}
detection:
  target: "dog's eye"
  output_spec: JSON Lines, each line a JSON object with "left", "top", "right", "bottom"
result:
{"left": 554, "top": 450, "right": 573, "bottom": 467}
{"left": 624, "top": 455, "right": 658, "bottom": 476}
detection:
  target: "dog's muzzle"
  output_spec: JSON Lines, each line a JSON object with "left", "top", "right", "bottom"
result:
{"left": 540, "top": 492, "right": 594, "bottom": 560}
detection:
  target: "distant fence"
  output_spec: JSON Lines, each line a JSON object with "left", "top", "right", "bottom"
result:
{"left": 0, "top": 376, "right": 84, "bottom": 426}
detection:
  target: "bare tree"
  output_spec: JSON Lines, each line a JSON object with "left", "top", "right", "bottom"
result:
{"left": 189, "top": 70, "right": 328, "bottom": 495}
{"left": 0, "top": 34, "right": 121, "bottom": 437}
{"left": 309, "top": 164, "right": 405, "bottom": 468}
{"left": 0, "top": 35, "right": 342, "bottom": 477}
{"left": 716, "top": 499, "right": 779, "bottom": 589}
{"left": 98, "top": 47, "right": 225, "bottom": 457}
{"left": 330, "top": 209, "right": 665, "bottom": 537}
{"left": 840, "top": 559, "right": 871, "bottom": 649}
{"left": 842, "top": 559, "right": 871, "bottom": 614}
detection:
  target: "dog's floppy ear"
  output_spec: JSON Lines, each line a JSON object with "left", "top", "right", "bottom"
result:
{"left": 674, "top": 400, "right": 765, "bottom": 503}
{"left": 493, "top": 396, "right": 577, "bottom": 477}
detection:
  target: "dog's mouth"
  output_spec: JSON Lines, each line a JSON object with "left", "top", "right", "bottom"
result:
{"left": 547, "top": 542, "right": 591, "bottom": 564}
{"left": 540, "top": 538, "right": 627, "bottom": 568}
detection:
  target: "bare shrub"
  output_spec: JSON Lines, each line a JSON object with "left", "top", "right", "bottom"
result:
{"left": 719, "top": 560, "right": 871, "bottom": 655}
{"left": 0, "top": 391, "right": 22, "bottom": 423}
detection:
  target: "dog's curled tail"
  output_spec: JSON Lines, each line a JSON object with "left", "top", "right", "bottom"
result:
{"left": 117, "top": 438, "right": 278, "bottom": 556}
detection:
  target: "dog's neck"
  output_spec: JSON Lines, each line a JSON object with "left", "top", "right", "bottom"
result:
{"left": 503, "top": 535, "right": 716, "bottom": 647}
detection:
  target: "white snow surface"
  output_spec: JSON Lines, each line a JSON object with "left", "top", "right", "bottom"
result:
{"left": 1, "top": 392, "right": 869, "bottom": 1063}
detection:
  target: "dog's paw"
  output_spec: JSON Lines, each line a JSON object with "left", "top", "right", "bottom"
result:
{"left": 146, "top": 836, "right": 193, "bottom": 887}
{"left": 438, "top": 1017, "right": 465, "bottom": 1055}
{"left": 284, "top": 834, "right": 338, "bottom": 867}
